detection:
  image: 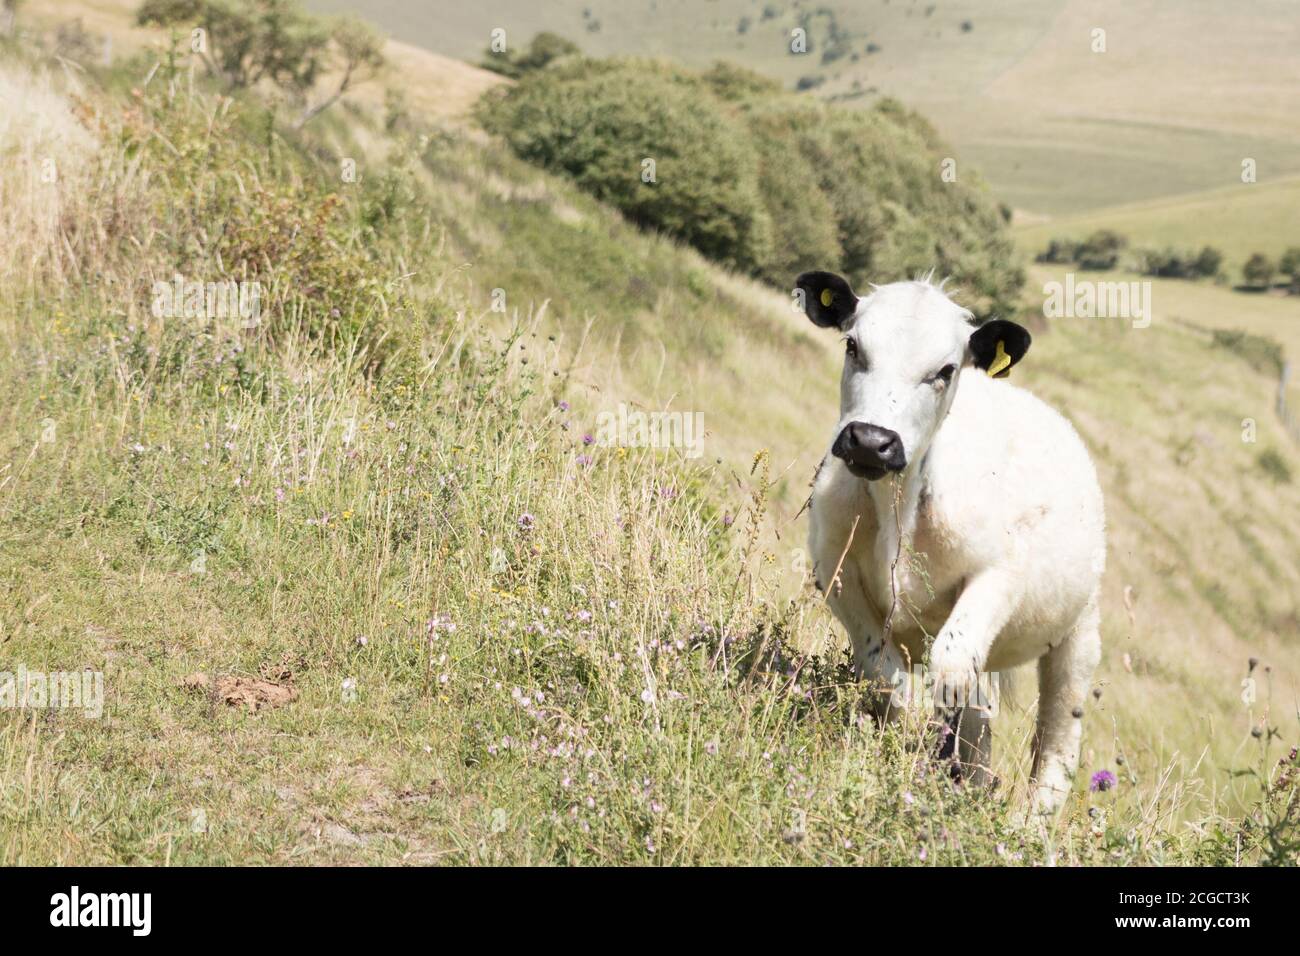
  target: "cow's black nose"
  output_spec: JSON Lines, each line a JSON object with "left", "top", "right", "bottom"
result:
{"left": 832, "top": 422, "right": 907, "bottom": 480}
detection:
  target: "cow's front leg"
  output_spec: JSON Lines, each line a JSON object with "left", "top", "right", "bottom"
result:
{"left": 928, "top": 570, "right": 1015, "bottom": 779}
{"left": 1031, "top": 599, "right": 1101, "bottom": 813}
{"left": 825, "top": 560, "right": 920, "bottom": 722}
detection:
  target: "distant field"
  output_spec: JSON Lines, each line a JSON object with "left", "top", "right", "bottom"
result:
{"left": 1025, "top": 262, "right": 1300, "bottom": 413}
{"left": 303, "top": 0, "right": 1300, "bottom": 217}
{"left": 1015, "top": 177, "right": 1300, "bottom": 270}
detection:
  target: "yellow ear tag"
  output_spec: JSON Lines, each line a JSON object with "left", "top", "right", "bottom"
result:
{"left": 820, "top": 288, "right": 834, "bottom": 308}
{"left": 987, "top": 340, "right": 1012, "bottom": 378}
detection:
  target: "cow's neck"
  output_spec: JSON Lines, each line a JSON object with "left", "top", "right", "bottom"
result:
{"left": 864, "top": 447, "right": 932, "bottom": 576}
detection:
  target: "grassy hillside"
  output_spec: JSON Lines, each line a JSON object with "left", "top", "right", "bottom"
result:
{"left": 23, "top": 0, "right": 505, "bottom": 123}
{"left": 2, "top": 6, "right": 1298, "bottom": 865}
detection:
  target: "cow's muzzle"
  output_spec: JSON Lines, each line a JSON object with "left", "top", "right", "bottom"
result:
{"left": 832, "top": 422, "right": 906, "bottom": 480}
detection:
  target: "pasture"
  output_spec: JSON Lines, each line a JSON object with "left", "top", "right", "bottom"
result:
{"left": 2, "top": 0, "right": 1297, "bottom": 865}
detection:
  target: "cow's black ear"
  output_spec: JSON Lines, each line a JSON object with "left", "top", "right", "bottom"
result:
{"left": 969, "top": 319, "right": 1031, "bottom": 378}
{"left": 795, "top": 271, "right": 859, "bottom": 329}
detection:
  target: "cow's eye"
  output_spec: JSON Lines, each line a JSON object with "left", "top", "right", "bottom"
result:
{"left": 845, "top": 338, "right": 859, "bottom": 361}
{"left": 929, "top": 364, "right": 956, "bottom": 386}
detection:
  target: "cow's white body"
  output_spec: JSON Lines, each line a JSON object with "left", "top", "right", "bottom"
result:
{"left": 805, "top": 278, "right": 1105, "bottom": 812}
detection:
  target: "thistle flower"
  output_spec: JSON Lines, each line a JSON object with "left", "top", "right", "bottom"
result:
{"left": 1090, "top": 769, "right": 1118, "bottom": 792}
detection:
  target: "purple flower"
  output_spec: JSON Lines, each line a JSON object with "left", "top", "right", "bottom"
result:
{"left": 1090, "top": 769, "right": 1118, "bottom": 793}
{"left": 557, "top": 400, "right": 570, "bottom": 412}
{"left": 582, "top": 433, "right": 595, "bottom": 446}
{"left": 575, "top": 454, "right": 592, "bottom": 467}
{"left": 517, "top": 512, "right": 535, "bottom": 532}
{"left": 426, "top": 614, "right": 456, "bottom": 641}
{"left": 722, "top": 514, "right": 734, "bottom": 527}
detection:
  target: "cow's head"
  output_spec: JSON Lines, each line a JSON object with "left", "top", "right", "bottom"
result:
{"left": 796, "top": 271, "right": 1030, "bottom": 481}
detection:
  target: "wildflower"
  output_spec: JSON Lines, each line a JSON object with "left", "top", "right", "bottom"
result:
{"left": 723, "top": 514, "right": 734, "bottom": 527}
{"left": 355, "top": 635, "right": 368, "bottom": 647}
{"left": 582, "top": 433, "right": 595, "bottom": 446}
{"left": 558, "top": 400, "right": 570, "bottom": 412}
{"left": 517, "top": 512, "right": 535, "bottom": 532}
{"left": 704, "top": 739, "right": 719, "bottom": 756}
{"left": 426, "top": 614, "right": 456, "bottom": 639}
{"left": 1090, "top": 769, "right": 1118, "bottom": 793}
{"left": 575, "top": 454, "right": 592, "bottom": 467}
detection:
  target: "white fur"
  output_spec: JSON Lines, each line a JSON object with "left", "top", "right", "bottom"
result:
{"left": 808, "top": 280, "right": 1105, "bottom": 812}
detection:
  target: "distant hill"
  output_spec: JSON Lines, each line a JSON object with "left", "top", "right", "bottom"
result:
{"left": 305, "top": 0, "right": 1300, "bottom": 219}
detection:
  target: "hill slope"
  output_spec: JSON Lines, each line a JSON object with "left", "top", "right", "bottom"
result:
{"left": 1, "top": 4, "right": 1298, "bottom": 864}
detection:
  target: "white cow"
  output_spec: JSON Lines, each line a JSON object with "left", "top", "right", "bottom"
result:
{"left": 800, "top": 272, "right": 1105, "bottom": 813}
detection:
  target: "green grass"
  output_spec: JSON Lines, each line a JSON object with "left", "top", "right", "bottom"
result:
{"left": 2, "top": 31, "right": 1299, "bottom": 866}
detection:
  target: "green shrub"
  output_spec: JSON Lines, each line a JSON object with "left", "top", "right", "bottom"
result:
{"left": 1210, "top": 328, "right": 1285, "bottom": 377}
{"left": 477, "top": 58, "right": 774, "bottom": 275}
{"left": 1075, "top": 229, "right": 1126, "bottom": 270}
{"left": 1036, "top": 237, "right": 1079, "bottom": 264}
{"left": 1258, "top": 448, "right": 1293, "bottom": 484}
{"left": 1243, "top": 252, "right": 1276, "bottom": 289}
{"left": 478, "top": 58, "right": 1023, "bottom": 316}
{"left": 480, "top": 30, "right": 580, "bottom": 79}
{"left": 1137, "top": 245, "right": 1222, "bottom": 279}
{"left": 1278, "top": 246, "right": 1300, "bottom": 293}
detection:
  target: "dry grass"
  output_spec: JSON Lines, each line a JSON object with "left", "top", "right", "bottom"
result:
{"left": 0, "top": 12, "right": 1297, "bottom": 865}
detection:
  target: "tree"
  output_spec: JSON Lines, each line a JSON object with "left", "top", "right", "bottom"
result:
{"left": 480, "top": 31, "right": 579, "bottom": 79}
{"left": 138, "top": 0, "right": 327, "bottom": 92}
{"left": 1279, "top": 247, "right": 1300, "bottom": 294}
{"left": 296, "top": 16, "right": 384, "bottom": 127}
{"left": 1242, "top": 253, "right": 1275, "bottom": 290}
{"left": 1076, "top": 229, "right": 1126, "bottom": 270}
{"left": 1193, "top": 245, "right": 1223, "bottom": 278}
{"left": 137, "top": 1, "right": 383, "bottom": 124}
